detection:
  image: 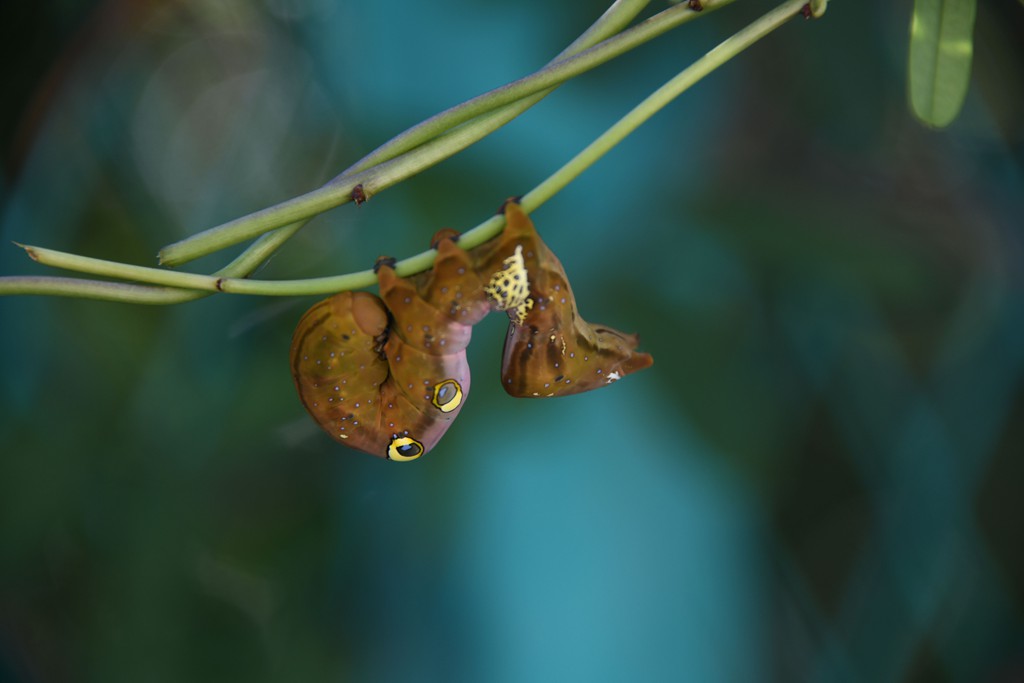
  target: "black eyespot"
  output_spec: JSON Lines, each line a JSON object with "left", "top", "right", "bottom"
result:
{"left": 431, "top": 379, "right": 464, "bottom": 413}
{"left": 388, "top": 435, "right": 425, "bottom": 461}
{"left": 397, "top": 442, "right": 422, "bottom": 457}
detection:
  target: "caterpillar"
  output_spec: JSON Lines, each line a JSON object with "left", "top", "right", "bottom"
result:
{"left": 289, "top": 200, "right": 653, "bottom": 461}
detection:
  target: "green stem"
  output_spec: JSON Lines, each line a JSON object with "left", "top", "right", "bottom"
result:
{"left": 157, "top": 0, "right": 733, "bottom": 267}
{"left": 0, "top": 276, "right": 192, "bottom": 304}
{"left": 334, "top": 0, "right": 737, "bottom": 181}
{"left": 520, "top": 0, "right": 808, "bottom": 211}
{"left": 213, "top": 0, "right": 658, "bottom": 277}
{"left": 1, "top": 0, "right": 813, "bottom": 303}
{"left": 339, "top": 0, "right": 655, "bottom": 178}
{"left": 17, "top": 243, "right": 221, "bottom": 291}
{"left": 218, "top": 0, "right": 808, "bottom": 297}
{"left": 0, "top": 228, "right": 309, "bottom": 303}
{"left": 2, "top": 0, "right": 652, "bottom": 303}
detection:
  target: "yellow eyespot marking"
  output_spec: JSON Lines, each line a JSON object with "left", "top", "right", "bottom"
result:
{"left": 387, "top": 435, "right": 424, "bottom": 461}
{"left": 484, "top": 245, "right": 530, "bottom": 312}
{"left": 431, "top": 379, "right": 464, "bottom": 413}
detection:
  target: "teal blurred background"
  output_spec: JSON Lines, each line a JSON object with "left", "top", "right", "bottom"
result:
{"left": 2, "top": 1, "right": 1023, "bottom": 681}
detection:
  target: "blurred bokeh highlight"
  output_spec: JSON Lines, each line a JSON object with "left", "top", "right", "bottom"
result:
{"left": 2, "top": 1, "right": 1023, "bottom": 681}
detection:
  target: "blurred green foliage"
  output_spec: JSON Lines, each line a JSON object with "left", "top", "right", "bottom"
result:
{"left": 908, "top": 0, "right": 977, "bottom": 128}
{"left": 2, "top": 1, "right": 1023, "bottom": 681}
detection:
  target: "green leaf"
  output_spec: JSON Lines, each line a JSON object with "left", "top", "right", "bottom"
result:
{"left": 908, "top": 0, "right": 978, "bottom": 128}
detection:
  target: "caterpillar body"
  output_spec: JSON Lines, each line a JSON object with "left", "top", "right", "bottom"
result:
{"left": 290, "top": 200, "right": 653, "bottom": 461}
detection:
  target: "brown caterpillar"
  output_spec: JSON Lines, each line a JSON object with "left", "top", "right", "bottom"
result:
{"left": 290, "top": 200, "right": 653, "bottom": 461}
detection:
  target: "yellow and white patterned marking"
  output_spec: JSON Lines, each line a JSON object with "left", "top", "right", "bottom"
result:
{"left": 484, "top": 245, "right": 532, "bottom": 324}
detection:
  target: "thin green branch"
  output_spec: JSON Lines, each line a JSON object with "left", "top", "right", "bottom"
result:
{"left": 3, "top": 1, "right": 653, "bottom": 302}
{"left": 2, "top": 0, "right": 815, "bottom": 303}
{"left": 338, "top": 0, "right": 654, "bottom": 179}
{"left": 214, "top": 0, "right": 656, "bottom": 279}
{"left": 0, "top": 226, "right": 313, "bottom": 304}
{"left": 333, "top": 0, "right": 737, "bottom": 181}
{"left": 217, "top": 0, "right": 809, "bottom": 297}
{"left": 17, "top": 243, "right": 221, "bottom": 291}
{"left": 0, "top": 276, "right": 191, "bottom": 304}
{"left": 158, "top": 0, "right": 733, "bottom": 267}
{"left": 519, "top": 0, "right": 809, "bottom": 210}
